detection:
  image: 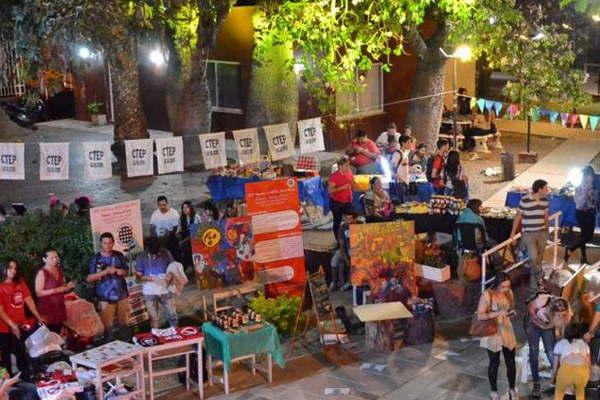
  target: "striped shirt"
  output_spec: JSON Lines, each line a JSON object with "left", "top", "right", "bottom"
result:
{"left": 519, "top": 194, "right": 548, "bottom": 232}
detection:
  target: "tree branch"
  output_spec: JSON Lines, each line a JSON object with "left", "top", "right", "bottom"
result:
{"left": 405, "top": 25, "right": 427, "bottom": 59}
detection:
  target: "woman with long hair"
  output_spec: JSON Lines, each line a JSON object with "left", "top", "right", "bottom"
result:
{"left": 35, "top": 250, "right": 74, "bottom": 333}
{"left": 565, "top": 165, "right": 597, "bottom": 265}
{"left": 552, "top": 324, "right": 590, "bottom": 400}
{"left": 179, "top": 201, "right": 201, "bottom": 268}
{"left": 476, "top": 272, "right": 517, "bottom": 400}
{"left": 363, "top": 176, "right": 391, "bottom": 222}
{"left": 0, "top": 259, "right": 45, "bottom": 380}
{"left": 442, "top": 150, "right": 469, "bottom": 200}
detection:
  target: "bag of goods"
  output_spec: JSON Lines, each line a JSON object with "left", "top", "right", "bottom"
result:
{"left": 64, "top": 298, "right": 104, "bottom": 338}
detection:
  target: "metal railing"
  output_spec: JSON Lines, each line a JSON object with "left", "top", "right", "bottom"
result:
{"left": 480, "top": 211, "right": 562, "bottom": 292}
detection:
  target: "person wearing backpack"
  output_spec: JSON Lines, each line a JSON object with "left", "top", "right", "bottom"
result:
{"left": 427, "top": 139, "right": 449, "bottom": 195}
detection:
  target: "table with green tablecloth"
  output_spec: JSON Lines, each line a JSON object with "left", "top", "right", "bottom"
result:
{"left": 201, "top": 321, "right": 284, "bottom": 393}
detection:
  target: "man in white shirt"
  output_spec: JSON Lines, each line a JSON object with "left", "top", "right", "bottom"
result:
{"left": 150, "top": 196, "right": 180, "bottom": 259}
{"left": 375, "top": 122, "right": 401, "bottom": 150}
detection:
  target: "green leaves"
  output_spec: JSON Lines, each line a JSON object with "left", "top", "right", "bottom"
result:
{"left": 248, "top": 292, "right": 303, "bottom": 336}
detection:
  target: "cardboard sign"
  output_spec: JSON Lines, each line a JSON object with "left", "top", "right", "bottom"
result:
{"left": 89, "top": 199, "right": 144, "bottom": 255}
{"left": 298, "top": 117, "right": 325, "bottom": 154}
{"left": 0, "top": 142, "right": 25, "bottom": 180}
{"left": 199, "top": 132, "right": 227, "bottom": 170}
{"left": 39, "top": 142, "right": 69, "bottom": 181}
{"left": 82, "top": 142, "right": 112, "bottom": 180}
{"left": 191, "top": 217, "right": 255, "bottom": 289}
{"left": 264, "top": 123, "right": 294, "bottom": 161}
{"left": 125, "top": 139, "right": 154, "bottom": 177}
{"left": 232, "top": 128, "right": 261, "bottom": 165}
{"left": 246, "top": 178, "right": 305, "bottom": 296}
{"left": 155, "top": 137, "right": 184, "bottom": 174}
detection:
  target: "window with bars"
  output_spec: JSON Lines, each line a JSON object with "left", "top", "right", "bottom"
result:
{"left": 0, "top": 38, "right": 25, "bottom": 98}
{"left": 335, "top": 64, "right": 383, "bottom": 119}
{"left": 207, "top": 60, "right": 242, "bottom": 114}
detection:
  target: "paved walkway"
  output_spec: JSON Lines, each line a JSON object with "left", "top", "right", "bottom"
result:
{"left": 484, "top": 137, "right": 600, "bottom": 208}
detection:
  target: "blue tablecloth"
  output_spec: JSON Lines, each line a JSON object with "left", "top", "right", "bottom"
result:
{"left": 505, "top": 191, "right": 578, "bottom": 227}
{"left": 352, "top": 182, "right": 434, "bottom": 214}
{"left": 207, "top": 175, "right": 330, "bottom": 214}
{"left": 202, "top": 322, "right": 285, "bottom": 372}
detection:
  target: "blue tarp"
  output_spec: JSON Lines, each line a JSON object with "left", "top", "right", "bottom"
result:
{"left": 505, "top": 191, "right": 582, "bottom": 228}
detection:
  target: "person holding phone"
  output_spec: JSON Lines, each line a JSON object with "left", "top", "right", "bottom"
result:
{"left": 476, "top": 272, "right": 517, "bottom": 400}
{"left": 87, "top": 232, "right": 130, "bottom": 338}
{"left": 35, "top": 250, "right": 74, "bottom": 334}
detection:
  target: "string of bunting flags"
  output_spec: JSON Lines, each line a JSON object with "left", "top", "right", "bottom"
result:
{"left": 469, "top": 96, "right": 600, "bottom": 132}
{"left": 0, "top": 118, "right": 325, "bottom": 181}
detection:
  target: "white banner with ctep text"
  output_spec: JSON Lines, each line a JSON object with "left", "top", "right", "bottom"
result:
{"left": 298, "top": 117, "right": 325, "bottom": 154}
{"left": 0, "top": 142, "right": 25, "bottom": 180}
{"left": 155, "top": 137, "right": 184, "bottom": 175}
{"left": 199, "top": 132, "right": 227, "bottom": 170}
{"left": 125, "top": 139, "right": 154, "bottom": 177}
{"left": 264, "top": 123, "right": 294, "bottom": 161}
{"left": 82, "top": 142, "right": 112, "bottom": 180}
{"left": 232, "top": 128, "right": 261, "bottom": 165}
{"left": 39, "top": 142, "right": 69, "bottom": 181}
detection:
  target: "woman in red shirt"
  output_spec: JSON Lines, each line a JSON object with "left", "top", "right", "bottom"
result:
{"left": 328, "top": 157, "right": 355, "bottom": 240}
{"left": 35, "top": 250, "right": 74, "bottom": 334}
{"left": 0, "top": 259, "right": 45, "bottom": 380}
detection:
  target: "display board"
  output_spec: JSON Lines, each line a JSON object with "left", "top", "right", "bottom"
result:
{"left": 246, "top": 178, "right": 305, "bottom": 297}
{"left": 89, "top": 199, "right": 144, "bottom": 256}
{"left": 191, "top": 216, "right": 255, "bottom": 290}
{"left": 350, "top": 220, "right": 416, "bottom": 298}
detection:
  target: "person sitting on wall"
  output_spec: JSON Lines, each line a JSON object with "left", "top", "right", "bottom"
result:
{"left": 346, "top": 130, "right": 380, "bottom": 175}
{"left": 363, "top": 176, "right": 391, "bottom": 222}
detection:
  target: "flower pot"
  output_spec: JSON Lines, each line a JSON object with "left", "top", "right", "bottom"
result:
{"left": 90, "top": 114, "right": 107, "bottom": 126}
{"left": 414, "top": 263, "right": 450, "bottom": 282}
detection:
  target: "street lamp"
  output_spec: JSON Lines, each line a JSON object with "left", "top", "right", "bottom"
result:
{"left": 440, "top": 45, "right": 472, "bottom": 148}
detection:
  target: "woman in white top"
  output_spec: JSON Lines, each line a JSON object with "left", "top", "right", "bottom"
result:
{"left": 552, "top": 324, "right": 591, "bottom": 400}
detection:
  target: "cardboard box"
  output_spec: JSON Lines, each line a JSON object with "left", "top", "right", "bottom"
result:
{"left": 415, "top": 263, "right": 451, "bottom": 282}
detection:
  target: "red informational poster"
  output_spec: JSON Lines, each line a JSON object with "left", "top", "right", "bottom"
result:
{"left": 245, "top": 178, "right": 305, "bottom": 297}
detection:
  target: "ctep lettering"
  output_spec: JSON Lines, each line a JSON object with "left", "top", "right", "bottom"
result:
{"left": 204, "top": 138, "right": 220, "bottom": 157}
{"left": 131, "top": 148, "right": 147, "bottom": 166}
{"left": 303, "top": 127, "right": 317, "bottom": 144}
{"left": 162, "top": 146, "right": 176, "bottom": 164}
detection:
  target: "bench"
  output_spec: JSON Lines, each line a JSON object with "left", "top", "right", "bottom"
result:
{"left": 440, "top": 130, "right": 503, "bottom": 153}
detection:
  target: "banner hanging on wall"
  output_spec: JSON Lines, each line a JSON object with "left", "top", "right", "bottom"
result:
{"left": 155, "top": 137, "right": 184, "bottom": 175}
{"left": 297, "top": 117, "right": 325, "bottom": 154}
{"left": 39, "top": 142, "right": 69, "bottom": 181}
{"left": 245, "top": 178, "right": 305, "bottom": 297}
{"left": 82, "top": 142, "right": 112, "bottom": 180}
{"left": 232, "top": 128, "right": 261, "bottom": 165}
{"left": 199, "top": 132, "right": 227, "bottom": 170}
{"left": 0, "top": 142, "right": 25, "bottom": 180}
{"left": 89, "top": 199, "right": 144, "bottom": 255}
{"left": 125, "top": 139, "right": 154, "bottom": 177}
{"left": 264, "top": 123, "right": 294, "bottom": 161}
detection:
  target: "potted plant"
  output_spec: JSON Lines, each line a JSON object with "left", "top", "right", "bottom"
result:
{"left": 87, "top": 101, "right": 107, "bottom": 126}
{"left": 415, "top": 253, "right": 451, "bottom": 283}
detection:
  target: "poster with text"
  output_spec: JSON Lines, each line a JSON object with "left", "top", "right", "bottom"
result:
{"left": 89, "top": 199, "right": 144, "bottom": 256}
{"left": 155, "top": 137, "right": 184, "bottom": 174}
{"left": 125, "top": 139, "right": 154, "bottom": 177}
{"left": 350, "top": 220, "right": 416, "bottom": 300}
{"left": 232, "top": 128, "right": 261, "bottom": 165}
{"left": 39, "top": 142, "right": 69, "bottom": 180}
{"left": 190, "top": 216, "right": 255, "bottom": 290}
{"left": 82, "top": 142, "right": 112, "bottom": 180}
{"left": 264, "top": 123, "right": 294, "bottom": 161}
{"left": 199, "top": 132, "right": 227, "bottom": 170}
{"left": 246, "top": 178, "right": 305, "bottom": 297}
{"left": 298, "top": 117, "right": 325, "bottom": 154}
{"left": 0, "top": 142, "right": 25, "bottom": 180}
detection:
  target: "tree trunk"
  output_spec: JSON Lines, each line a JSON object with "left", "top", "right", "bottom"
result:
{"left": 365, "top": 320, "right": 395, "bottom": 352}
{"left": 405, "top": 23, "right": 448, "bottom": 150}
{"left": 107, "top": 41, "right": 148, "bottom": 142}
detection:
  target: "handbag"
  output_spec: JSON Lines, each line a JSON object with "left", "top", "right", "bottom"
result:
{"left": 469, "top": 291, "right": 498, "bottom": 337}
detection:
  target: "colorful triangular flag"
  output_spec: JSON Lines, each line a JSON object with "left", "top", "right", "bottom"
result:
{"left": 485, "top": 100, "right": 494, "bottom": 112}
{"left": 590, "top": 116, "right": 599, "bottom": 131}
{"left": 476, "top": 98, "right": 486, "bottom": 113}
{"left": 579, "top": 115, "right": 589, "bottom": 129}
{"left": 529, "top": 107, "right": 540, "bottom": 122}
{"left": 494, "top": 101, "right": 503, "bottom": 115}
{"left": 470, "top": 97, "right": 477, "bottom": 110}
{"left": 508, "top": 104, "right": 519, "bottom": 119}
{"left": 548, "top": 111, "right": 559, "bottom": 124}
{"left": 569, "top": 114, "right": 579, "bottom": 127}
{"left": 560, "top": 113, "right": 569, "bottom": 127}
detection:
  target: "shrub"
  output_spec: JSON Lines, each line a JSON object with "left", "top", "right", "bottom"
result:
{"left": 249, "top": 293, "right": 303, "bottom": 337}
{"left": 0, "top": 209, "right": 94, "bottom": 292}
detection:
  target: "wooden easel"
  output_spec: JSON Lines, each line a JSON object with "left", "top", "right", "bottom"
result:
{"left": 288, "top": 266, "right": 345, "bottom": 356}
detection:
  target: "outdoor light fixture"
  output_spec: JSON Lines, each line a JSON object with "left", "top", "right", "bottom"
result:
{"left": 453, "top": 45, "right": 472, "bottom": 62}
{"left": 567, "top": 167, "right": 583, "bottom": 187}
{"left": 78, "top": 46, "right": 92, "bottom": 59}
{"left": 489, "top": 16, "right": 497, "bottom": 25}
{"left": 593, "top": 15, "right": 600, "bottom": 22}
{"left": 149, "top": 49, "right": 166, "bottom": 66}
